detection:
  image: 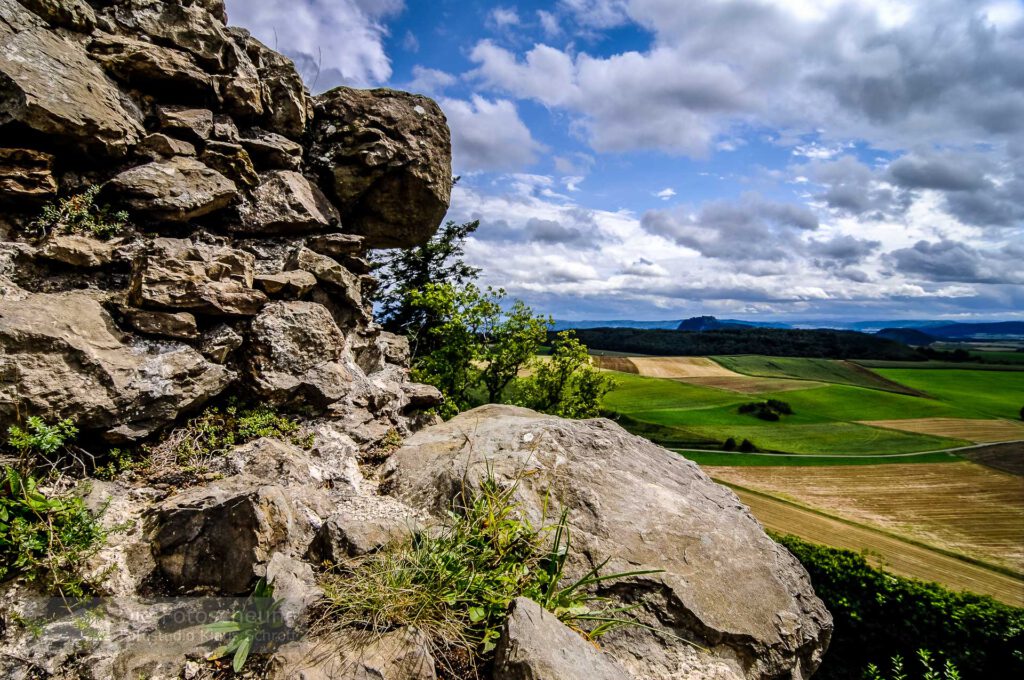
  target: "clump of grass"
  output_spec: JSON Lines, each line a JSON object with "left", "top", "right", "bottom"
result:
{"left": 737, "top": 399, "right": 793, "bottom": 422}
{"left": 32, "top": 185, "right": 128, "bottom": 240}
{"left": 160, "top": 399, "right": 309, "bottom": 470}
{"left": 319, "top": 478, "right": 662, "bottom": 675}
{"left": 0, "top": 466, "right": 110, "bottom": 598}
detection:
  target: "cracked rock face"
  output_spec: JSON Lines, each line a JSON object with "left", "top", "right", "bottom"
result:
{"left": 0, "top": 290, "right": 232, "bottom": 442}
{"left": 385, "top": 405, "right": 833, "bottom": 680}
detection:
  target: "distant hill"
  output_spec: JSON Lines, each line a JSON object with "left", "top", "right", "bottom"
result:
{"left": 552, "top": 319, "right": 683, "bottom": 331}
{"left": 923, "top": 322, "right": 1024, "bottom": 340}
{"left": 564, "top": 327, "right": 921, "bottom": 360}
{"left": 876, "top": 328, "right": 937, "bottom": 346}
{"left": 676, "top": 316, "right": 790, "bottom": 331}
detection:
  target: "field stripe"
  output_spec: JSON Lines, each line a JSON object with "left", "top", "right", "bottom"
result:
{"left": 722, "top": 483, "right": 1024, "bottom": 606}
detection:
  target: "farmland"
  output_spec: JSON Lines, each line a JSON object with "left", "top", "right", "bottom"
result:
{"left": 708, "top": 463, "right": 1024, "bottom": 574}
{"left": 598, "top": 354, "right": 1024, "bottom": 599}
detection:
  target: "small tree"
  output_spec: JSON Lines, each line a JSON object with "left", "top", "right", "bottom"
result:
{"left": 521, "top": 332, "right": 614, "bottom": 419}
{"left": 374, "top": 220, "right": 481, "bottom": 352}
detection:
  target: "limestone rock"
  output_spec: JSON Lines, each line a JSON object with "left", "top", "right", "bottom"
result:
{"left": 17, "top": 0, "right": 96, "bottom": 31}
{"left": 248, "top": 301, "right": 375, "bottom": 408}
{"left": 108, "top": 157, "right": 237, "bottom": 222}
{"left": 0, "top": 291, "right": 231, "bottom": 441}
{"left": 0, "top": 147, "right": 56, "bottom": 201}
{"left": 137, "top": 133, "right": 196, "bottom": 160}
{"left": 37, "top": 234, "right": 119, "bottom": 268}
{"left": 122, "top": 308, "right": 199, "bottom": 340}
{"left": 216, "top": 36, "right": 264, "bottom": 118}
{"left": 241, "top": 129, "right": 302, "bottom": 170}
{"left": 311, "top": 87, "right": 452, "bottom": 248}
{"left": 156, "top": 105, "right": 214, "bottom": 142}
{"left": 401, "top": 383, "right": 444, "bottom": 411}
{"left": 308, "top": 496, "right": 423, "bottom": 562}
{"left": 148, "top": 478, "right": 297, "bottom": 594}
{"left": 287, "top": 247, "right": 363, "bottom": 311}
{"left": 385, "top": 406, "right": 833, "bottom": 680}
{"left": 0, "top": 1, "right": 143, "bottom": 156}
{"left": 267, "top": 629, "right": 436, "bottom": 680}
{"left": 236, "top": 171, "right": 340, "bottom": 234}
{"left": 232, "top": 29, "right": 309, "bottom": 138}
{"left": 266, "top": 552, "right": 322, "bottom": 630}
{"left": 213, "top": 114, "right": 241, "bottom": 142}
{"left": 306, "top": 233, "right": 365, "bottom": 258}
{"left": 255, "top": 270, "right": 318, "bottom": 299}
{"left": 101, "top": 0, "right": 233, "bottom": 70}
{"left": 494, "top": 597, "right": 631, "bottom": 680}
{"left": 129, "top": 237, "right": 267, "bottom": 316}
{"left": 88, "top": 33, "right": 213, "bottom": 98}
{"left": 200, "top": 140, "right": 258, "bottom": 188}
{"left": 199, "top": 322, "right": 243, "bottom": 364}
{"left": 378, "top": 331, "right": 411, "bottom": 366}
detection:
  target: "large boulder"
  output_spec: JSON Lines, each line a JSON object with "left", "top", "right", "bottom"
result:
{"left": 107, "top": 157, "right": 237, "bottom": 222}
{"left": 385, "top": 406, "right": 833, "bottom": 680}
{"left": 128, "top": 237, "right": 268, "bottom": 316}
{"left": 0, "top": 290, "right": 231, "bottom": 441}
{"left": 231, "top": 29, "right": 309, "bottom": 138}
{"left": 99, "top": 0, "right": 232, "bottom": 70}
{"left": 311, "top": 88, "right": 452, "bottom": 248}
{"left": 0, "top": 0, "right": 143, "bottom": 156}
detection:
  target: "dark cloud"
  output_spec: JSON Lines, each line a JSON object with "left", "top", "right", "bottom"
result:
{"left": 470, "top": 212, "right": 603, "bottom": 249}
{"left": 887, "top": 153, "right": 990, "bottom": 192}
{"left": 642, "top": 195, "right": 817, "bottom": 262}
{"left": 809, "top": 235, "right": 881, "bottom": 265}
{"left": 885, "top": 240, "right": 1023, "bottom": 284}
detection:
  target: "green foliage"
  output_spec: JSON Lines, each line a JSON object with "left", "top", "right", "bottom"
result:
{"left": 737, "top": 399, "right": 792, "bottom": 421}
{"left": 0, "top": 467, "right": 109, "bottom": 598}
{"left": 774, "top": 533, "right": 1024, "bottom": 680}
{"left": 408, "top": 283, "right": 551, "bottom": 418}
{"left": 374, "top": 219, "right": 481, "bottom": 346}
{"left": 207, "top": 579, "right": 284, "bottom": 673}
{"left": 519, "top": 331, "right": 615, "bottom": 419}
{"left": 92, "top": 447, "right": 147, "bottom": 481}
{"left": 321, "top": 478, "right": 660, "bottom": 668}
{"left": 7, "top": 417, "right": 78, "bottom": 460}
{"left": 866, "top": 651, "right": 961, "bottom": 680}
{"left": 32, "top": 186, "right": 128, "bottom": 240}
{"left": 171, "top": 400, "right": 305, "bottom": 467}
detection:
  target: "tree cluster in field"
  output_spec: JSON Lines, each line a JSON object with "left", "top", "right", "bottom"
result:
{"left": 721, "top": 437, "right": 758, "bottom": 452}
{"left": 374, "top": 221, "right": 613, "bottom": 419}
{"left": 737, "top": 399, "right": 793, "bottom": 421}
{"left": 565, "top": 327, "right": 923, "bottom": 360}
{"left": 775, "top": 533, "right": 1023, "bottom": 680}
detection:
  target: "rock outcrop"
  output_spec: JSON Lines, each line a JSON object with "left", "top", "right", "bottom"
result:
{"left": 0, "top": 3, "right": 830, "bottom": 680}
{"left": 386, "top": 405, "right": 833, "bottom": 680}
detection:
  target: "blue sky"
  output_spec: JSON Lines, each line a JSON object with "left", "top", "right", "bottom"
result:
{"left": 225, "top": 0, "right": 1024, "bottom": 321}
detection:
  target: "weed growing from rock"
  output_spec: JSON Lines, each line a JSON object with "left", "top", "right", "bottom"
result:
{"left": 0, "top": 466, "right": 110, "bottom": 598}
{"left": 31, "top": 186, "right": 128, "bottom": 240}
{"left": 160, "top": 400, "right": 307, "bottom": 470}
{"left": 318, "top": 478, "right": 661, "bottom": 675}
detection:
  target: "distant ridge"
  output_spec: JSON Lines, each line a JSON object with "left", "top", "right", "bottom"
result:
{"left": 676, "top": 316, "right": 791, "bottom": 331}
{"left": 876, "top": 328, "right": 937, "bottom": 346}
{"left": 552, "top": 316, "right": 790, "bottom": 331}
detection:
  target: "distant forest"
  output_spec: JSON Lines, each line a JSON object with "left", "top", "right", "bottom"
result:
{"left": 563, "top": 327, "right": 922, "bottom": 360}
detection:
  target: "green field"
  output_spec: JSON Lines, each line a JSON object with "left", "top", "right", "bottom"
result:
{"left": 873, "top": 368, "right": 1024, "bottom": 420}
{"left": 599, "top": 363, "right": 1002, "bottom": 459}
{"left": 677, "top": 450, "right": 965, "bottom": 466}
{"left": 713, "top": 355, "right": 921, "bottom": 394}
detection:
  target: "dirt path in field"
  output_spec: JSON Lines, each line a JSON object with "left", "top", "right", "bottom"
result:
{"left": 861, "top": 417, "right": 1024, "bottom": 443}
{"left": 724, "top": 484, "right": 1024, "bottom": 606}
{"left": 710, "top": 462, "right": 1024, "bottom": 573}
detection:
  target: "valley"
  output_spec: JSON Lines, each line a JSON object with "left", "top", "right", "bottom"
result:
{"left": 597, "top": 353, "right": 1024, "bottom": 604}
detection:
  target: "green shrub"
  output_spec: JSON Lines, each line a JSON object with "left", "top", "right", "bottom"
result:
{"left": 320, "top": 478, "right": 663, "bottom": 672}
{"left": 32, "top": 186, "right": 128, "bottom": 240}
{"left": 169, "top": 400, "right": 307, "bottom": 468}
{"left": 737, "top": 400, "right": 792, "bottom": 421}
{"left": 0, "top": 467, "right": 110, "bottom": 598}
{"left": 866, "top": 650, "right": 961, "bottom": 680}
{"left": 774, "top": 533, "right": 1024, "bottom": 680}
